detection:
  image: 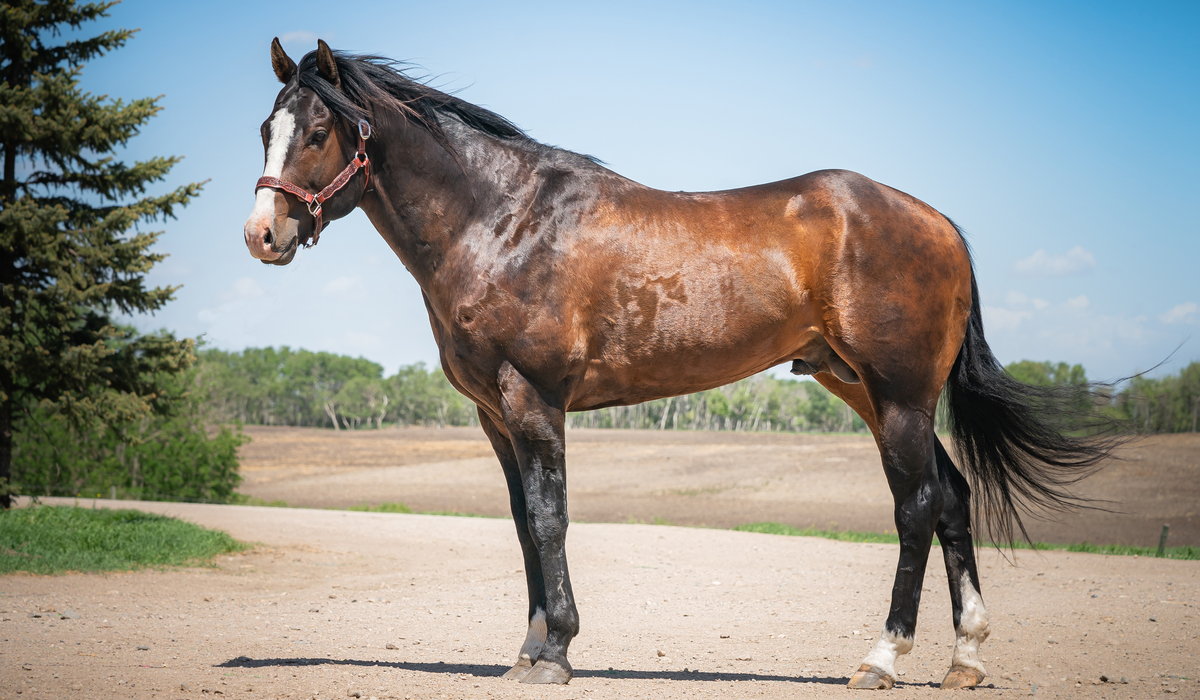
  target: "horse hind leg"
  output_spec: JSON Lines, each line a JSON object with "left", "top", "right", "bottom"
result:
{"left": 848, "top": 401, "right": 943, "bottom": 690}
{"left": 934, "top": 438, "right": 991, "bottom": 689}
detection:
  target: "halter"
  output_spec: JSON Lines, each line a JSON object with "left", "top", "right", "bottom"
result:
{"left": 255, "top": 119, "right": 372, "bottom": 248}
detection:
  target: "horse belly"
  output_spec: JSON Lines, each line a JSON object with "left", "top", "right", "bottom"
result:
{"left": 581, "top": 247, "right": 811, "bottom": 404}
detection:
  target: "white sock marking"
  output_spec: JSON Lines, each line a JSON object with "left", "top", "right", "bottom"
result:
{"left": 861, "top": 629, "right": 913, "bottom": 680}
{"left": 951, "top": 572, "right": 990, "bottom": 675}
{"left": 517, "top": 608, "right": 547, "bottom": 662}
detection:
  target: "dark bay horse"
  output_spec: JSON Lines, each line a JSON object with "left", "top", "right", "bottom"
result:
{"left": 244, "top": 40, "right": 1119, "bottom": 689}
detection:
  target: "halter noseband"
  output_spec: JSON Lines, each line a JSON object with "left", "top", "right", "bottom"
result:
{"left": 255, "top": 119, "right": 372, "bottom": 248}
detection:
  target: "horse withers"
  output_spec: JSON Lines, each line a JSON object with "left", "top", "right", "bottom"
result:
{"left": 243, "top": 39, "right": 1120, "bottom": 689}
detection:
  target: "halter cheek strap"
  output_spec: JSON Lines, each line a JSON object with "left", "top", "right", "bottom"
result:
{"left": 255, "top": 119, "right": 372, "bottom": 248}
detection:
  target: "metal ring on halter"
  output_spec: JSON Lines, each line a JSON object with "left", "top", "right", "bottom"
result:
{"left": 359, "top": 119, "right": 372, "bottom": 140}
{"left": 308, "top": 199, "right": 323, "bottom": 218}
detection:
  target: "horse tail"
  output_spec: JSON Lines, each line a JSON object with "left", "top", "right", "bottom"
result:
{"left": 942, "top": 219, "right": 1126, "bottom": 546}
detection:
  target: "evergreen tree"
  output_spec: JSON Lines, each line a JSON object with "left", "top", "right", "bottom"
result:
{"left": 0, "top": 1, "right": 202, "bottom": 507}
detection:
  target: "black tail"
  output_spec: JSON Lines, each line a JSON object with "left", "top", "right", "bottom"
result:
{"left": 944, "top": 225, "right": 1127, "bottom": 546}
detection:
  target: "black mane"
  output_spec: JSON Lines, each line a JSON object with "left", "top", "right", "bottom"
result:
{"left": 296, "top": 51, "right": 532, "bottom": 153}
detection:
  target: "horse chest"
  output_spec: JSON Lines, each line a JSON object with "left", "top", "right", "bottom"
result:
{"left": 433, "top": 281, "right": 572, "bottom": 365}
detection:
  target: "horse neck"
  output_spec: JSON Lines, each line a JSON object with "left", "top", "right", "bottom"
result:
{"left": 357, "top": 115, "right": 539, "bottom": 286}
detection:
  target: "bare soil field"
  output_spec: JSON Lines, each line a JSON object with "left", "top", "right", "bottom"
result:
{"left": 3, "top": 499, "right": 1198, "bottom": 700}
{"left": 238, "top": 427, "right": 1200, "bottom": 548}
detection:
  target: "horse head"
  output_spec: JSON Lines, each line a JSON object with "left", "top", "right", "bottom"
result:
{"left": 244, "top": 39, "right": 371, "bottom": 265}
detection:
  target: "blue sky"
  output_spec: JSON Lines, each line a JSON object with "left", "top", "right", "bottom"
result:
{"left": 83, "top": 0, "right": 1198, "bottom": 381}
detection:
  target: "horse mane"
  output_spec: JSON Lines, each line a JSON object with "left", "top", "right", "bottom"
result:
{"left": 295, "top": 50, "right": 533, "bottom": 155}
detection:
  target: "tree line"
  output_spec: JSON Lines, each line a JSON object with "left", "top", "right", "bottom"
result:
{"left": 193, "top": 349, "right": 1200, "bottom": 437}
{"left": 565, "top": 374, "right": 867, "bottom": 433}
{"left": 196, "top": 347, "right": 478, "bottom": 429}
{"left": 1115, "top": 362, "right": 1200, "bottom": 433}
{"left": 193, "top": 347, "right": 866, "bottom": 433}
{"left": 14, "top": 350, "right": 245, "bottom": 503}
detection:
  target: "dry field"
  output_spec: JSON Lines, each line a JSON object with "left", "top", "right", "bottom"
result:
{"left": 238, "top": 426, "right": 1200, "bottom": 548}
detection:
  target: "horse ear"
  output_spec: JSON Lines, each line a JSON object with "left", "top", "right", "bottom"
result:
{"left": 270, "top": 37, "right": 296, "bottom": 84}
{"left": 316, "top": 39, "right": 340, "bottom": 88}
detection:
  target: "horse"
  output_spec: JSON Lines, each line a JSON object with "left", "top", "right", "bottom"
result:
{"left": 243, "top": 39, "right": 1120, "bottom": 689}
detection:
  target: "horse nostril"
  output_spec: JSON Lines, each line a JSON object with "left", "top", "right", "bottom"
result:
{"left": 263, "top": 229, "right": 273, "bottom": 246}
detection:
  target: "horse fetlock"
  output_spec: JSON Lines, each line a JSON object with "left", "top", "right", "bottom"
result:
{"left": 517, "top": 608, "right": 548, "bottom": 663}
{"left": 950, "top": 574, "right": 990, "bottom": 677}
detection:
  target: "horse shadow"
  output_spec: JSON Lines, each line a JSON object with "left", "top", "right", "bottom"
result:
{"left": 215, "top": 655, "right": 940, "bottom": 687}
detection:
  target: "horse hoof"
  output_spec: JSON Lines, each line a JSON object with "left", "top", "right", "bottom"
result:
{"left": 502, "top": 659, "right": 533, "bottom": 681}
{"left": 848, "top": 664, "right": 895, "bottom": 690}
{"left": 940, "top": 666, "right": 985, "bottom": 689}
{"left": 519, "top": 659, "right": 573, "bottom": 685}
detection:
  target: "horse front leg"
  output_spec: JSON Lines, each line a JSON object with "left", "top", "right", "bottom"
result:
{"left": 477, "top": 407, "right": 550, "bottom": 681}
{"left": 849, "top": 402, "right": 943, "bottom": 690}
{"left": 495, "top": 362, "right": 578, "bottom": 684}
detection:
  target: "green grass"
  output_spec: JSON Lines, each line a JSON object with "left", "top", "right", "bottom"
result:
{"left": 624, "top": 515, "right": 677, "bottom": 526}
{"left": 344, "top": 502, "right": 501, "bottom": 518}
{"left": 735, "top": 522, "right": 903, "bottom": 544}
{"left": 1, "top": 505, "right": 247, "bottom": 575}
{"left": 418, "top": 510, "right": 501, "bottom": 518}
{"left": 346, "top": 502, "right": 413, "bottom": 514}
{"left": 734, "top": 521, "right": 1200, "bottom": 560}
{"left": 1012, "top": 541, "right": 1200, "bottom": 559}
{"left": 230, "top": 494, "right": 291, "bottom": 508}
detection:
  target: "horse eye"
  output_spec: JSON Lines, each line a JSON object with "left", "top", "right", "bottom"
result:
{"left": 312, "top": 130, "right": 327, "bottom": 145}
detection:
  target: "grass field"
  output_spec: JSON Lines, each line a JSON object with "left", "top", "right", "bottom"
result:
{"left": 0, "top": 505, "right": 246, "bottom": 575}
{"left": 734, "top": 521, "right": 1200, "bottom": 560}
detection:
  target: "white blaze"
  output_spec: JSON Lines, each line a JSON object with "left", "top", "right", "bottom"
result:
{"left": 951, "top": 572, "right": 991, "bottom": 674}
{"left": 861, "top": 629, "right": 913, "bottom": 680}
{"left": 250, "top": 107, "right": 297, "bottom": 224}
{"left": 517, "top": 608, "right": 547, "bottom": 662}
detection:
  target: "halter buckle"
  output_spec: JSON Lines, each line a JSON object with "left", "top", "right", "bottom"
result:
{"left": 358, "top": 119, "right": 372, "bottom": 140}
{"left": 308, "top": 198, "right": 323, "bottom": 218}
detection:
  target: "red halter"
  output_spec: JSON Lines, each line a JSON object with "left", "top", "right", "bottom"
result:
{"left": 255, "top": 119, "right": 372, "bottom": 248}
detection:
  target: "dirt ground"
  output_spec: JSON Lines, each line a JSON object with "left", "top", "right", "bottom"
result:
{"left": 3, "top": 499, "right": 1198, "bottom": 700}
{"left": 237, "top": 426, "right": 1200, "bottom": 548}
{"left": 4, "top": 428, "right": 1198, "bottom": 699}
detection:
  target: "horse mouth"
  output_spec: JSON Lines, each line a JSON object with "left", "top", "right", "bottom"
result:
{"left": 260, "top": 237, "right": 299, "bottom": 265}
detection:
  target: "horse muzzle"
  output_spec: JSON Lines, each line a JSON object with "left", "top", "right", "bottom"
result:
{"left": 244, "top": 190, "right": 301, "bottom": 265}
